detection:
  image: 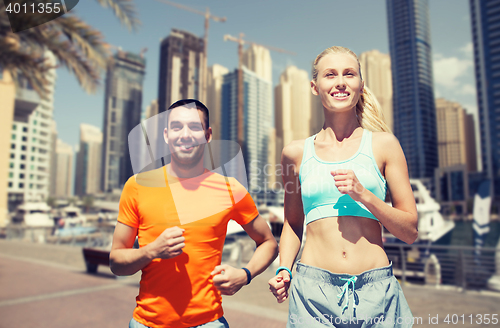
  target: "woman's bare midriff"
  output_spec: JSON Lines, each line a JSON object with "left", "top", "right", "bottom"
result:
{"left": 300, "top": 216, "right": 390, "bottom": 275}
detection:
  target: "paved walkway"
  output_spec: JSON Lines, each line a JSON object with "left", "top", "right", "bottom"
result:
{"left": 0, "top": 240, "right": 499, "bottom": 327}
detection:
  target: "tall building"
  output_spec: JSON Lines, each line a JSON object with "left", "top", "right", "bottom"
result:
{"left": 101, "top": 51, "right": 145, "bottom": 192}
{"left": 310, "top": 93, "right": 324, "bottom": 135}
{"left": 221, "top": 67, "right": 272, "bottom": 195}
{"left": 435, "top": 98, "right": 477, "bottom": 172}
{"left": 275, "top": 65, "right": 311, "bottom": 167}
{"left": 206, "top": 64, "right": 229, "bottom": 141}
{"left": 7, "top": 51, "right": 56, "bottom": 210}
{"left": 359, "top": 49, "right": 394, "bottom": 131}
{"left": 387, "top": 0, "right": 439, "bottom": 179}
{"left": 0, "top": 69, "right": 18, "bottom": 226}
{"left": 75, "top": 124, "right": 102, "bottom": 197}
{"left": 470, "top": 0, "right": 500, "bottom": 197}
{"left": 158, "top": 29, "right": 204, "bottom": 113}
{"left": 54, "top": 139, "right": 73, "bottom": 197}
{"left": 49, "top": 121, "right": 58, "bottom": 196}
{"left": 242, "top": 44, "right": 273, "bottom": 83}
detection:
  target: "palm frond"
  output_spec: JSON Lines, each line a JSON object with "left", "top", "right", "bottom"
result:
{"left": 94, "top": 0, "right": 140, "bottom": 31}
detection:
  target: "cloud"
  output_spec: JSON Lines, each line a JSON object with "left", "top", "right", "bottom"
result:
{"left": 460, "top": 83, "right": 476, "bottom": 95}
{"left": 433, "top": 53, "right": 472, "bottom": 89}
{"left": 460, "top": 42, "right": 473, "bottom": 57}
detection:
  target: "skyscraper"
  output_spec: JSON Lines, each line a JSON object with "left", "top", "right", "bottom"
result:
{"left": 242, "top": 44, "right": 272, "bottom": 83}
{"left": 0, "top": 69, "right": 19, "bottom": 226}
{"left": 435, "top": 98, "right": 477, "bottom": 172}
{"left": 158, "top": 29, "right": 204, "bottom": 113}
{"left": 75, "top": 124, "right": 103, "bottom": 197}
{"left": 7, "top": 51, "right": 56, "bottom": 210}
{"left": 206, "top": 64, "right": 229, "bottom": 141}
{"left": 387, "top": 0, "right": 438, "bottom": 179}
{"left": 470, "top": 0, "right": 500, "bottom": 197}
{"left": 54, "top": 139, "right": 73, "bottom": 198}
{"left": 221, "top": 67, "right": 272, "bottom": 194}
{"left": 275, "top": 65, "right": 311, "bottom": 167}
{"left": 101, "top": 51, "right": 145, "bottom": 192}
{"left": 359, "top": 49, "right": 394, "bottom": 131}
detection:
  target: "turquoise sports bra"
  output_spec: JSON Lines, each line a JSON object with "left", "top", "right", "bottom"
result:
{"left": 299, "top": 129, "right": 387, "bottom": 224}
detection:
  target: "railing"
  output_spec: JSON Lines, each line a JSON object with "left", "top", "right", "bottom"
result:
{"left": 4, "top": 225, "right": 115, "bottom": 248}
{"left": 384, "top": 243, "right": 498, "bottom": 290}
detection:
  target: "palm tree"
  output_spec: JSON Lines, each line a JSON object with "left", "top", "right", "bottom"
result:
{"left": 0, "top": 0, "right": 140, "bottom": 94}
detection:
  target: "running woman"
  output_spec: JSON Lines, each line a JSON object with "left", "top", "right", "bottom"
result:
{"left": 268, "top": 46, "right": 417, "bottom": 328}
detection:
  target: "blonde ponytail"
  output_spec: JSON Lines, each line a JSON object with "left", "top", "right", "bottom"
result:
{"left": 357, "top": 86, "right": 392, "bottom": 133}
{"left": 313, "top": 46, "right": 392, "bottom": 134}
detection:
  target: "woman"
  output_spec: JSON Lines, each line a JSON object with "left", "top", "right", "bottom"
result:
{"left": 268, "top": 46, "right": 418, "bottom": 328}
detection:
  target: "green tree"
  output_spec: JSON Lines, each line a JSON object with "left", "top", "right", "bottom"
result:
{"left": 0, "top": 0, "right": 140, "bottom": 94}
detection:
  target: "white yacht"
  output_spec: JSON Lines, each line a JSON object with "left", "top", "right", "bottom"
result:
{"left": 383, "top": 179, "right": 455, "bottom": 244}
{"left": 11, "top": 202, "right": 54, "bottom": 227}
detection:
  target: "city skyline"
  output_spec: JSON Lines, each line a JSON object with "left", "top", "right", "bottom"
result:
{"left": 52, "top": 0, "right": 476, "bottom": 150}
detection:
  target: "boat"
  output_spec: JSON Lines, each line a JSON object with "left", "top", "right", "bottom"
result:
{"left": 383, "top": 179, "right": 455, "bottom": 245}
{"left": 11, "top": 202, "right": 54, "bottom": 227}
{"left": 57, "top": 205, "right": 87, "bottom": 228}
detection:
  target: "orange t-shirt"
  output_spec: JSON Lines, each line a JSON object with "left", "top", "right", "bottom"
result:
{"left": 117, "top": 166, "right": 259, "bottom": 328}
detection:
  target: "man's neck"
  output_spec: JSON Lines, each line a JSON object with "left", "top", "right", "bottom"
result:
{"left": 167, "top": 162, "right": 206, "bottom": 179}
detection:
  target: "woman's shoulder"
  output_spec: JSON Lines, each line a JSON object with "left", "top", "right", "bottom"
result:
{"left": 371, "top": 131, "right": 400, "bottom": 147}
{"left": 282, "top": 138, "right": 307, "bottom": 164}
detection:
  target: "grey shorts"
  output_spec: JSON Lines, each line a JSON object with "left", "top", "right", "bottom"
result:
{"left": 129, "top": 316, "right": 229, "bottom": 328}
{"left": 287, "top": 262, "right": 414, "bottom": 328}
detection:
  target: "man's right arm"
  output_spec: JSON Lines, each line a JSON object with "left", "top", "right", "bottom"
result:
{"left": 109, "top": 222, "right": 185, "bottom": 276}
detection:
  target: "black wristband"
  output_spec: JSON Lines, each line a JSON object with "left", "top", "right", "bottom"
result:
{"left": 242, "top": 267, "right": 252, "bottom": 285}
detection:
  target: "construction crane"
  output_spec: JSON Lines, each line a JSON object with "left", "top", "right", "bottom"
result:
{"left": 223, "top": 33, "right": 296, "bottom": 147}
{"left": 152, "top": 0, "right": 227, "bottom": 102}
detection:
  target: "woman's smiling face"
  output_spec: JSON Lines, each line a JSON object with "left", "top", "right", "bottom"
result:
{"left": 311, "top": 52, "right": 364, "bottom": 113}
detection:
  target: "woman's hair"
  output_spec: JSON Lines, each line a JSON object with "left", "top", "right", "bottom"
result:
{"left": 312, "top": 46, "right": 392, "bottom": 133}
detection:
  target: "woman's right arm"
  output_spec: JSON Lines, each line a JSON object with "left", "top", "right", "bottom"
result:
{"left": 269, "top": 141, "right": 305, "bottom": 303}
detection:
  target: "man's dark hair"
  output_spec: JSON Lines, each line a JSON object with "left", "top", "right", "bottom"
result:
{"left": 167, "top": 99, "right": 210, "bottom": 130}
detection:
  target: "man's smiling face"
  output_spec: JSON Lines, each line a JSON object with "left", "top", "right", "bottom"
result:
{"left": 164, "top": 106, "right": 212, "bottom": 169}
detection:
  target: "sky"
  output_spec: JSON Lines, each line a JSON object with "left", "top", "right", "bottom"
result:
{"left": 51, "top": 0, "right": 477, "bottom": 151}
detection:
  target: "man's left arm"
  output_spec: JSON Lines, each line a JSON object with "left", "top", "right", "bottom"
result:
{"left": 211, "top": 215, "right": 278, "bottom": 295}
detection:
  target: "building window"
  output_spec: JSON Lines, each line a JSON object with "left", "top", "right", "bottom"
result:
{"left": 21, "top": 155, "right": 26, "bottom": 160}
{"left": 11, "top": 144, "right": 15, "bottom": 149}
{"left": 22, "top": 136, "right": 27, "bottom": 142}
{"left": 9, "top": 173, "right": 13, "bottom": 178}
{"left": 12, "top": 124, "right": 16, "bottom": 130}
{"left": 23, "top": 127, "right": 28, "bottom": 132}
{"left": 21, "top": 145, "right": 26, "bottom": 151}
{"left": 110, "top": 140, "right": 115, "bottom": 151}
{"left": 31, "top": 146, "right": 35, "bottom": 151}
{"left": 29, "top": 184, "right": 33, "bottom": 189}
{"left": 11, "top": 134, "right": 16, "bottom": 140}
{"left": 111, "top": 111, "right": 116, "bottom": 123}
{"left": 8, "top": 182, "right": 12, "bottom": 188}
{"left": 31, "top": 156, "right": 34, "bottom": 161}
{"left": 19, "top": 183, "right": 24, "bottom": 188}
{"left": 111, "top": 125, "right": 116, "bottom": 137}
{"left": 112, "top": 97, "right": 117, "bottom": 108}
{"left": 33, "top": 120, "right": 37, "bottom": 125}
{"left": 9, "top": 163, "right": 14, "bottom": 168}
{"left": 32, "top": 137, "right": 36, "bottom": 142}
{"left": 19, "top": 173, "right": 24, "bottom": 179}
{"left": 30, "top": 174, "right": 34, "bottom": 179}
{"left": 20, "top": 164, "right": 25, "bottom": 169}
{"left": 10, "top": 154, "right": 14, "bottom": 159}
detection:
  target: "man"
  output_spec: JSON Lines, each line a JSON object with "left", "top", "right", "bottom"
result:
{"left": 110, "top": 99, "right": 278, "bottom": 328}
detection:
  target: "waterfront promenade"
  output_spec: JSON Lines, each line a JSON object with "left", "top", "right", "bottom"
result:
{"left": 0, "top": 239, "right": 499, "bottom": 327}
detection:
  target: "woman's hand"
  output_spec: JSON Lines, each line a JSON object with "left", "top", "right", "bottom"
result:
{"left": 268, "top": 270, "right": 291, "bottom": 303}
{"left": 331, "top": 169, "right": 366, "bottom": 202}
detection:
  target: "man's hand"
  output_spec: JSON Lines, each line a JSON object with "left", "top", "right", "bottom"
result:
{"left": 211, "top": 264, "right": 248, "bottom": 295}
{"left": 147, "top": 226, "right": 185, "bottom": 260}
{"left": 268, "top": 270, "right": 291, "bottom": 303}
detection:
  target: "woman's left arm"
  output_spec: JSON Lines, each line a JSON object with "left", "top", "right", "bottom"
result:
{"left": 332, "top": 133, "right": 418, "bottom": 244}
